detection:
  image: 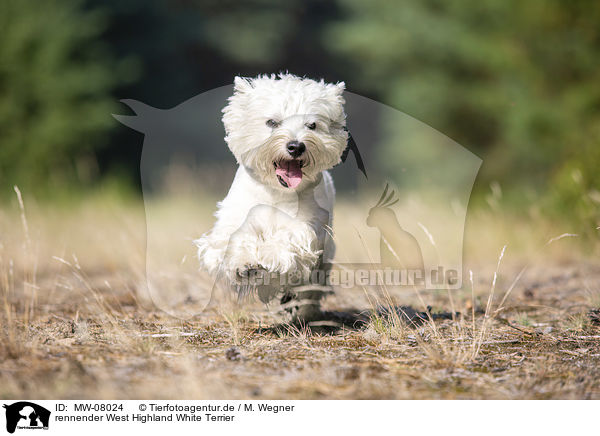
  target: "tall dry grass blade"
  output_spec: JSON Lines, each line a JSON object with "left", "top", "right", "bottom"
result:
{"left": 494, "top": 233, "right": 579, "bottom": 315}
{"left": 13, "top": 186, "right": 30, "bottom": 250}
{"left": 469, "top": 270, "right": 476, "bottom": 356}
{"left": 13, "top": 186, "right": 37, "bottom": 324}
{"left": 473, "top": 245, "right": 506, "bottom": 358}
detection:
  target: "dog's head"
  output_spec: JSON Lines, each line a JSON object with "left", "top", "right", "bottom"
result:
{"left": 222, "top": 73, "right": 348, "bottom": 190}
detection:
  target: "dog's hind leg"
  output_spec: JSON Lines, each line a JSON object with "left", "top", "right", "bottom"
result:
{"left": 278, "top": 254, "right": 333, "bottom": 324}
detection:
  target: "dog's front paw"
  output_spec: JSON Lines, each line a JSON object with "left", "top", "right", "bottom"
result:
{"left": 233, "top": 265, "right": 281, "bottom": 303}
{"left": 195, "top": 235, "right": 227, "bottom": 276}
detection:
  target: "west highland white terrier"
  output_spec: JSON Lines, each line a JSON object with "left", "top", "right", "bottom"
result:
{"left": 195, "top": 73, "right": 355, "bottom": 322}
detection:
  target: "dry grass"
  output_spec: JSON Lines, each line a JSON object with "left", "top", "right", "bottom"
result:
{"left": 1, "top": 188, "right": 599, "bottom": 399}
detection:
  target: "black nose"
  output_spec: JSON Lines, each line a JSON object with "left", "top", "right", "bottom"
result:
{"left": 286, "top": 141, "right": 306, "bottom": 158}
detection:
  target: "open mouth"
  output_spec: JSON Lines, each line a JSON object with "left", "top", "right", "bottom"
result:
{"left": 274, "top": 159, "right": 304, "bottom": 188}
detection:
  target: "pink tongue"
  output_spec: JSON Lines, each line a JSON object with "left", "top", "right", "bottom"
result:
{"left": 275, "top": 161, "right": 303, "bottom": 188}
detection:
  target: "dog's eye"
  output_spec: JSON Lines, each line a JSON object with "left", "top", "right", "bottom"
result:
{"left": 306, "top": 122, "right": 316, "bottom": 130}
{"left": 266, "top": 119, "right": 280, "bottom": 128}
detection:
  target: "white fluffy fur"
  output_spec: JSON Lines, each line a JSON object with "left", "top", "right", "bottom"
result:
{"left": 195, "top": 73, "right": 347, "bottom": 284}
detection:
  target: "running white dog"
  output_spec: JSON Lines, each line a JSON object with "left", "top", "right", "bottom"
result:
{"left": 195, "top": 74, "right": 349, "bottom": 311}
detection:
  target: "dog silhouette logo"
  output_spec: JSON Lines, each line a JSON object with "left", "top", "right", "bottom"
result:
{"left": 112, "top": 81, "right": 481, "bottom": 318}
{"left": 3, "top": 402, "right": 50, "bottom": 433}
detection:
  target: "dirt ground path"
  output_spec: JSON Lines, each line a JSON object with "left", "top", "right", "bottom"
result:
{"left": 2, "top": 257, "right": 599, "bottom": 400}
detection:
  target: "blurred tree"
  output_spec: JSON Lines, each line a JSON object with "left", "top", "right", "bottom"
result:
{"left": 87, "top": 0, "right": 342, "bottom": 186}
{"left": 550, "top": 129, "right": 600, "bottom": 237}
{"left": 0, "top": 0, "right": 138, "bottom": 193}
{"left": 325, "top": 0, "right": 600, "bottom": 217}
{"left": 4, "top": 0, "right": 598, "bottom": 234}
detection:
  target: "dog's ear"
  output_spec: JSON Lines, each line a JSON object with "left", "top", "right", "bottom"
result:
{"left": 341, "top": 128, "right": 367, "bottom": 178}
{"left": 326, "top": 81, "right": 345, "bottom": 97}
{"left": 233, "top": 76, "right": 254, "bottom": 94}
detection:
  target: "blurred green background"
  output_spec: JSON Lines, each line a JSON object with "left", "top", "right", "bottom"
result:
{"left": 1, "top": 0, "right": 598, "bottom": 233}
